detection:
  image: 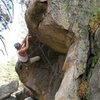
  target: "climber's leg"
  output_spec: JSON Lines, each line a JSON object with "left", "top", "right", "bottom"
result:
{"left": 29, "top": 56, "right": 40, "bottom": 63}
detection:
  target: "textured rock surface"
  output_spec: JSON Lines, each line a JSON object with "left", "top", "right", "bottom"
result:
{"left": 88, "top": 59, "right": 100, "bottom": 100}
{"left": 24, "top": 97, "right": 33, "bottom": 100}
{"left": 25, "top": 0, "right": 76, "bottom": 54}
{"left": 95, "top": 27, "right": 100, "bottom": 50}
{"left": 0, "top": 80, "right": 18, "bottom": 100}
{"left": 3, "top": 96, "right": 16, "bottom": 100}
{"left": 88, "top": 26, "right": 100, "bottom": 100}
{"left": 55, "top": 41, "right": 80, "bottom": 100}
{"left": 16, "top": 42, "right": 65, "bottom": 100}
{"left": 51, "top": 0, "right": 91, "bottom": 99}
{"left": 16, "top": 0, "right": 100, "bottom": 100}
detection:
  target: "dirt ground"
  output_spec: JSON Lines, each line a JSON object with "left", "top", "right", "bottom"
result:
{"left": 0, "top": 62, "right": 19, "bottom": 86}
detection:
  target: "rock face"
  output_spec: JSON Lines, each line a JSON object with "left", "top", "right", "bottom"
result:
{"left": 0, "top": 80, "right": 18, "bottom": 100}
{"left": 16, "top": 0, "right": 100, "bottom": 100}
{"left": 25, "top": 0, "right": 76, "bottom": 54}
{"left": 88, "top": 27, "right": 100, "bottom": 100}
{"left": 88, "top": 59, "right": 100, "bottom": 100}
{"left": 3, "top": 96, "right": 16, "bottom": 100}
{"left": 16, "top": 44, "right": 65, "bottom": 100}
{"left": 24, "top": 97, "right": 33, "bottom": 100}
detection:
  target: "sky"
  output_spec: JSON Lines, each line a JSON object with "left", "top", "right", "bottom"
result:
{"left": 0, "top": 1, "right": 28, "bottom": 64}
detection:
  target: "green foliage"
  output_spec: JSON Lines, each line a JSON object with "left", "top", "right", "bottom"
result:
{"left": 0, "top": 0, "right": 14, "bottom": 31}
{"left": 92, "top": 53, "right": 98, "bottom": 66}
{"left": 90, "top": 9, "right": 100, "bottom": 22}
{"left": 92, "top": 55, "right": 97, "bottom": 64}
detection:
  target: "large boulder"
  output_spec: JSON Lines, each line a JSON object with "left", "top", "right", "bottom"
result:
{"left": 24, "top": 97, "right": 33, "bottom": 100}
{"left": 0, "top": 80, "right": 19, "bottom": 100}
{"left": 88, "top": 26, "right": 100, "bottom": 100}
{"left": 16, "top": 0, "right": 100, "bottom": 100}
{"left": 25, "top": 0, "right": 76, "bottom": 54}
{"left": 88, "top": 59, "right": 100, "bottom": 100}
{"left": 3, "top": 96, "right": 16, "bottom": 100}
{"left": 16, "top": 44, "right": 65, "bottom": 100}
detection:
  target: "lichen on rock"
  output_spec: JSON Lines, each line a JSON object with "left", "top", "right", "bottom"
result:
{"left": 15, "top": 0, "right": 100, "bottom": 100}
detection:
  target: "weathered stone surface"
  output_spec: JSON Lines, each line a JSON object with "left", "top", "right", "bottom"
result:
{"left": 50, "top": 0, "right": 91, "bottom": 99}
{"left": 55, "top": 41, "right": 80, "bottom": 100}
{"left": 55, "top": 36, "right": 89, "bottom": 100}
{"left": 24, "top": 97, "right": 33, "bottom": 100}
{"left": 16, "top": 43, "right": 65, "bottom": 100}
{"left": 95, "top": 27, "right": 100, "bottom": 50}
{"left": 88, "top": 58, "right": 100, "bottom": 100}
{"left": 0, "top": 80, "right": 19, "bottom": 100}
{"left": 88, "top": 26, "right": 100, "bottom": 100}
{"left": 25, "top": 0, "right": 76, "bottom": 54}
{"left": 48, "top": 0, "right": 93, "bottom": 33}
{"left": 3, "top": 96, "right": 16, "bottom": 100}
{"left": 16, "top": 0, "right": 100, "bottom": 100}
{"left": 15, "top": 86, "right": 33, "bottom": 100}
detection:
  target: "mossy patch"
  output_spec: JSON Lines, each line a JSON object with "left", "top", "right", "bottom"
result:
{"left": 79, "top": 80, "right": 88, "bottom": 99}
{"left": 89, "top": 9, "right": 100, "bottom": 33}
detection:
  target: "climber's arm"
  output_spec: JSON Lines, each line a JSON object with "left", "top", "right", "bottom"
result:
{"left": 18, "top": 35, "right": 29, "bottom": 54}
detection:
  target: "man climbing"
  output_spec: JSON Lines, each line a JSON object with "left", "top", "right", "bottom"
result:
{"left": 14, "top": 34, "right": 40, "bottom": 64}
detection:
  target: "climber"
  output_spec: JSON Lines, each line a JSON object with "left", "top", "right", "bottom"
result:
{"left": 14, "top": 34, "right": 40, "bottom": 64}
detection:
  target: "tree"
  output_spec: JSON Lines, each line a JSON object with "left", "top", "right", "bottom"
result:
{"left": 0, "top": 0, "right": 14, "bottom": 55}
{"left": 0, "top": 35, "right": 8, "bottom": 55}
{"left": 0, "top": 0, "right": 14, "bottom": 31}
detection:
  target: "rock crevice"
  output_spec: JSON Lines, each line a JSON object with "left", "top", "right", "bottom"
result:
{"left": 15, "top": 0, "right": 100, "bottom": 100}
